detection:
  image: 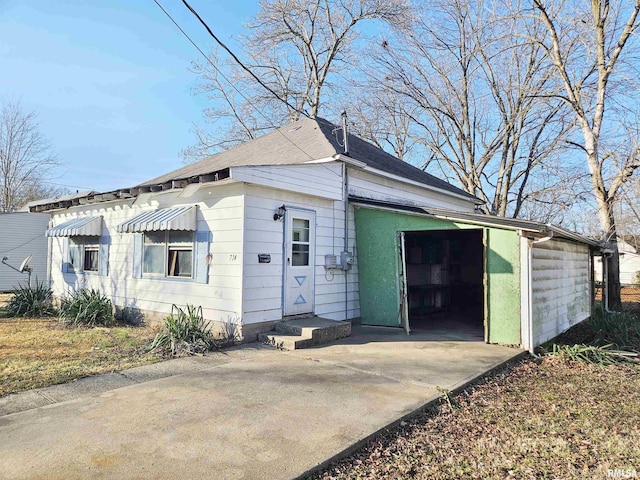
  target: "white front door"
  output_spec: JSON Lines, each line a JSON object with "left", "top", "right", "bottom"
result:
{"left": 284, "top": 209, "right": 315, "bottom": 316}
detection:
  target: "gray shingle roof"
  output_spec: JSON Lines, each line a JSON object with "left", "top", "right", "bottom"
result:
{"left": 139, "top": 117, "right": 478, "bottom": 201}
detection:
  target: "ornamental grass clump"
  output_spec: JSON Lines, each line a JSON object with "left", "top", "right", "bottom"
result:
{"left": 546, "top": 309, "right": 640, "bottom": 365}
{"left": 6, "top": 282, "right": 56, "bottom": 317}
{"left": 559, "top": 309, "right": 640, "bottom": 352}
{"left": 147, "top": 304, "right": 218, "bottom": 357}
{"left": 550, "top": 343, "right": 638, "bottom": 366}
{"left": 59, "top": 288, "right": 114, "bottom": 327}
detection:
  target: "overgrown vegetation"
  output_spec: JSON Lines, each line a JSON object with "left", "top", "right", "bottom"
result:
{"left": 550, "top": 343, "right": 637, "bottom": 366}
{"left": 5, "top": 282, "right": 56, "bottom": 317}
{"left": 544, "top": 309, "right": 640, "bottom": 365}
{"left": 147, "top": 304, "right": 218, "bottom": 357}
{"left": 59, "top": 288, "right": 114, "bottom": 327}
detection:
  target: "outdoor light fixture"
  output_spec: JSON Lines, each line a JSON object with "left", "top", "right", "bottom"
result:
{"left": 273, "top": 205, "right": 286, "bottom": 221}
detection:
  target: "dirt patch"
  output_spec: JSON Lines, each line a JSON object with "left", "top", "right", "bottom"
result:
{"left": 311, "top": 358, "right": 640, "bottom": 480}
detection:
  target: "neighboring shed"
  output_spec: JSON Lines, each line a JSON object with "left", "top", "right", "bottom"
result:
{"left": 29, "top": 116, "right": 597, "bottom": 350}
{"left": 0, "top": 213, "right": 50, "bottom": 291}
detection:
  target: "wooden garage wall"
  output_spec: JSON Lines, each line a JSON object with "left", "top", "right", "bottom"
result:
{"left": 531, "top": 239, "right": 591, "bottom": 346}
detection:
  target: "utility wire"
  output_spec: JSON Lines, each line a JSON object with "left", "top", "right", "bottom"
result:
{"left": 0, "top": 232, "right": 44, "bottom": 255}
{"left": 153, "top": 1, "right": 351, "bottom": 180}
{"left": 152, "top": 0, "right": 324, "bottom": 164}
{"left": 180, "top": 0, "right": 309, "bottom": 119}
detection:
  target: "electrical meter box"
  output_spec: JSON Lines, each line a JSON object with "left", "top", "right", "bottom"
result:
{"left": 340, "top": 251, "right": 354, "bottom": 270}
{"left": 324, "top": 254, "right": 338, "bottom": 269}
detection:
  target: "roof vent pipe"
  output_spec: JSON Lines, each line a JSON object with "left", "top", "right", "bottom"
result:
{"left": 341, "top": 110, "right": 349, "bottom": 156}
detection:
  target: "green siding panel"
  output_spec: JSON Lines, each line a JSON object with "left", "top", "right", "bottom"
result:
{"left": 353, "top": 209, "right": 400, "bottom": 326}
{"left": 485, "top": 228, "right": 521, "bottom": 344}
{"left": 354, "top": 207, "right": 520, "bottom": 344}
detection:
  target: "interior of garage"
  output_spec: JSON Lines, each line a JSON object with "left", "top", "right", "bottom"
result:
{"left": 403, "top": 229, "right": 484, "bottom": 335}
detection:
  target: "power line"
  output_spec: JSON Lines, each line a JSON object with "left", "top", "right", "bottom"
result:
{"left": 180, "top": 0, "right": 309, "bottom": 119}
{"left": 38, "top": 180, "right": 95, "bottom": 191}
{"left": 0, "top": 232, "right": 44, "bottom": 255}
{"left": 152, "top": 0, "right": 321, "bottom": 164}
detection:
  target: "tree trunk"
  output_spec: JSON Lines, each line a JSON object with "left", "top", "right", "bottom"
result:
{"left": 598, "top": 192, "right": 623, "bottom": 310}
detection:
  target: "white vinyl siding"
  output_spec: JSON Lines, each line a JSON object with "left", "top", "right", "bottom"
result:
{"left": 47, "top": 161, "right": 477, "bottom": 331}
{"left": 231, "top": 163, "right": 343, "bottom": 200}
{"left": 348, "top": 168, "right": 476, "bottom": 212}
{"left": 242, "top": 184, "right": 359, "bottom": 324}
{"left": 531, "top": 239, "right": 591, "bottom": 346}
{"left": 593, "top": 241, "right": 640, "bottom": 285}
{"left": 49, "top": 183, "right": 244, "bottom": 324}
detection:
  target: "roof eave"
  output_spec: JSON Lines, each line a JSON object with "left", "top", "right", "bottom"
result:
{"left": 29, "top": 169, "right": 234, "bottom": 213}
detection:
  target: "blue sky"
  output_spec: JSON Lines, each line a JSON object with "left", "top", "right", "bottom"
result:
{"left": 0, "top": 0, "right": 257, "bottom": 192}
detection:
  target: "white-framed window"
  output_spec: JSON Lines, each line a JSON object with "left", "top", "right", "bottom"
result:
{"left": 69, "top": 237, "right": 100, "bottom": 273}
{"left": 291, "top": 218, "right": 310, "bottom": 266}
{"left": 143, "top": 231, "right": 194, "bottom": 278}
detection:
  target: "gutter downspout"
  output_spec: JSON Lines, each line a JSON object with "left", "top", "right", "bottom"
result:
{"left": 342, "top": 111, "right": 350, "bottom": 321}
{"left": 525, "top": 229, "right": 554, "bottom": 356}
{"left": 603, "top": 253, "right": 611, "bottom": 313}
{"left": 46, "top": 218, "right": 53, "bottom": 289}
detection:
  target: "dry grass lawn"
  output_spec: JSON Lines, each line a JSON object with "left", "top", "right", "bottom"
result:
{"left": 0, "top": 293, "right": 160, "bottom": 397}
{"left": 596, "top": 286, "right": 640, "bottom": 313}
{"left": 312, "top": 358, "right": 640, "bottom": 480}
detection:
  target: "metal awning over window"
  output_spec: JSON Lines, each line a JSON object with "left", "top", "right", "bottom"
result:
{"left": 46, "top": 216, "right": 103, "bottom": 237}
{"left": 117, "top": 206, "right": 197, "bottom": 233}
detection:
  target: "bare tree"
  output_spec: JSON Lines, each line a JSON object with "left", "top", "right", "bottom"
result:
{"left": 0, "top": 101, "right": 59, "bottom": 212}
{"left": 531, "top": 0, "right": 640, "bottom": 309}
{"left": 374, "top": 0, "right": 574, "bottom": 217}
{"left": 348, "top": 85, "right": 418, "bottom": 161}
{"left": 184, "top": 0, "right": 410, "bottom": 162}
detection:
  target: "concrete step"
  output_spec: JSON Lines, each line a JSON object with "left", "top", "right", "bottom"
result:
{"left": 260, "top": 317, "right": 351, "bottom": 350}
{"left": 258, "top": 333, "right": 315, "bottom": 351}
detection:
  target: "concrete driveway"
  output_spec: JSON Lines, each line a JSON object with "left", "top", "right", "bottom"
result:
{"left": 0, "top": 326, "right": 521, "bottom": 480}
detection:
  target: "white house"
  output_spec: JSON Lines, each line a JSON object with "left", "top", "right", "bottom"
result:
{"left": 594, "top": 239, "right": 640, "bottom": 285}
{"left": 31, "top": 117, "right": 599, "bottom": 349}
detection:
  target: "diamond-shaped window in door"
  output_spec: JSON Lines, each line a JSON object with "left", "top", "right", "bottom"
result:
{"left": 294, "top": 294, "right": 307, "bottom": 305}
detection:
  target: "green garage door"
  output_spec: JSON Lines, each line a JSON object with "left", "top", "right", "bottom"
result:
{"left": 354, "top": 207, "right": 521, "bottom": 345}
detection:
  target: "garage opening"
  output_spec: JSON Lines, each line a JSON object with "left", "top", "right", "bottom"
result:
{"left": 401, "top": 229, "right": 484, "bottom": 337}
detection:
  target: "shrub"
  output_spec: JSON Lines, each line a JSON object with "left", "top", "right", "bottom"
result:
{"left": 6, "top": 282, "right": 56, "bottom": 317}
{"left": 147, "top": 304, "right": 218, "bottom": 357}
{"left": 635, "top": 270, "right": 640, "bottom": 286}
{"left": 59, "top": 289, "right": 114, "bottom": 327}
